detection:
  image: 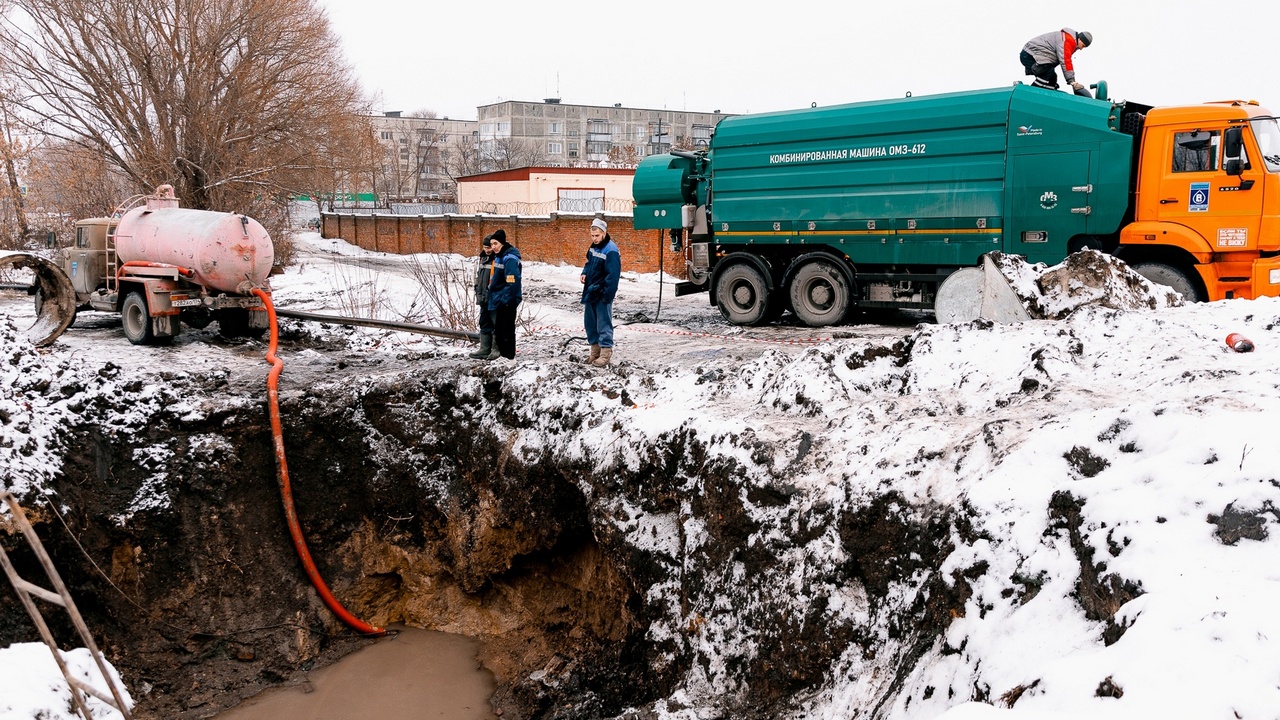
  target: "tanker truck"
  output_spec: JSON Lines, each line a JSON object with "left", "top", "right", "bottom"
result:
{"left": 25, "top": 185, "right": 274, "bottom": 345}
{"left": 633, "top": 82, "right": 1280, "bottom": 325}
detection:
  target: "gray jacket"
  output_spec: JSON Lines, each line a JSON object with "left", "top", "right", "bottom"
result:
{"left": 474, "top": 253, "right": 493, "bottom": 306}
{"left": 1023, "top": 27, "right": 1080, "bottom": 84}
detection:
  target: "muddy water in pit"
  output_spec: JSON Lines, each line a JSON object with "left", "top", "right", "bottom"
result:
{"left": 216, "top": 626, "right": 496, "bottom": 720}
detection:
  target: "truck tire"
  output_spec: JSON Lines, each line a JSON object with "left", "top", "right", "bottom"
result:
{"left": 716, "top": 264, "right": 772, "bottom": 326}
{"left": 121, "top": 290, "right": 154, "bottom": 345}
{"left": 789, "top": 260, "right": 850, "bottom": 327}
{"left": 217, "top": 308, "right": 249, "bottom": 338}
{"left": 1131, "top": 262, "right": 1204, "bottom": 302}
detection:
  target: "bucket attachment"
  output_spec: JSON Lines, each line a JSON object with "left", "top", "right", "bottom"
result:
{"left": 0, "top": 251, "right": 78, "bottom": 346}
{"left": 934, "top": 254, "right": 1032, "bottom": 324}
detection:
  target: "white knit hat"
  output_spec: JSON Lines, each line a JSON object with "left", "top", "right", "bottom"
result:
{"left": 591, "top": 218, "right": 607, "bottom": 233}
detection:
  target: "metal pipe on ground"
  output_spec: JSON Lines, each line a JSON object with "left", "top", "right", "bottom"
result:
{"left": 273, "top": 308, "right": 479, "bottom": 342}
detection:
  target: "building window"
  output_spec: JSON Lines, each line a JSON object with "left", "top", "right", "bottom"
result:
{"left": 380, "top": 131, "right": 392, "bottom": 140}
{"left": 549, "top": 121, "right": 562, "bottom": 134}
{"left": 568, "top": 130, "right": 578, "bottom": 137}
{"left": 588, "top": 119, "right": 609, "bottom": 135}
{"left": 548, "top": 142, "right": 563, "bottom": 155}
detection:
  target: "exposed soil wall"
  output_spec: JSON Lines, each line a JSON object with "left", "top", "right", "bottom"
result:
{"left": 2, "top": 354, "right": 971, "bottom": 719}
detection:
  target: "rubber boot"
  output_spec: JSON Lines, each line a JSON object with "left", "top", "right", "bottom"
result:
{"left": 587, "top": 344, "right": 600, "bottom": 364}
{"left": 485, "top": 342, "right": 502, "bottom": 360}
{"left": 592, "top": 347, "right": 613, "bottom": 367}
{"left": 469, "top": 334, "right": 493, "bottom": 359}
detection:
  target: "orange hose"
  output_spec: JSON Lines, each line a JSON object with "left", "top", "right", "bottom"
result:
{"left": 251, "top": 288, "right": 386, "bottom": 637}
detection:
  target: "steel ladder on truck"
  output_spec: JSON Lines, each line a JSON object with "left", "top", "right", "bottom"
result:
{"left": 0, "top": 491, "right": 133, "bottom": 720}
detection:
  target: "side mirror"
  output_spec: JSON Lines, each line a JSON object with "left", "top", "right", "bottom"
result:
{"left": 1225, "top": 158, "right": 1243, "bottom": 177}
{"left": 1224, "top": 126, "right": 1244, "bottom": 159}
{"left": 45, "top": 231, "right": 57, "bottom": 249}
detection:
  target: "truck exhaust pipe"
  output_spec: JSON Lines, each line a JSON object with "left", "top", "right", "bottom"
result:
{"left": 0, "top": 251, "right": 78, "bottom": 347}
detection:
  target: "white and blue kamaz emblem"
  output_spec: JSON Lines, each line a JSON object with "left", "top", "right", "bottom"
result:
{"left": 1189, "top": 182, "right": 1210, "bottom": 212}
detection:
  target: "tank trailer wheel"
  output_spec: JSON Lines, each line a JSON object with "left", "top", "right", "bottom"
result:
{"left": 715, "top": 264, "right": 772, "bottom": 326}
{"left": 121, "top": 291, "right": 155, "bottom": 345}
{"left": 789, "top": 260, "right": 851, "bottom": 327}
{"left": 217, "top": 308, "right": 250, "bottom": 338}
{"left": 1131, "top": 262, "right": 1204, "bottom": 302}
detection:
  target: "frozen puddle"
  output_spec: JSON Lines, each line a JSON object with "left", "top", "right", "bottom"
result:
{"left": 216, "top": 626, "right": 495, "bottom": 719}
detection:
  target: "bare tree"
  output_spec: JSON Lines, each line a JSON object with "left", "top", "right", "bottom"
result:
{"left": 0, "top": 95, "right": 31, "bottom": 248}
{"left": 445, "top": 133, "right": 486, "bottom": 183}
{"left": 375, "top": 113, "right": 449, "bottom": 202}
{"left": 483, "top": 136, "right": 544, "bottom": 171}
{"left": 672, "top": 134, "right": 697, "bottom": 152}
{"left": 0, "top": 0, "right": 371, "bottom": 260}
{"left": 21, "top": 140, "right": 134, "bottom": 243}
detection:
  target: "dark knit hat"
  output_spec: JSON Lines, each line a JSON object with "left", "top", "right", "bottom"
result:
{"left": 486, "top": 228, "right": 507, "bottom": 246}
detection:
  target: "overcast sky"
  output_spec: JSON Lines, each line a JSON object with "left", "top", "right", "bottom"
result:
{"left": 319, "top": 0, "right": 1279, "bottom": 121}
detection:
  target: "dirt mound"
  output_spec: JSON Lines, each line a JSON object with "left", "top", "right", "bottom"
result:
{"left": 992, "top": 250, "right": 1184, "bottom": 319}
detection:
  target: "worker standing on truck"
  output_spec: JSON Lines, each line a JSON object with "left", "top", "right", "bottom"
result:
{"left": 486, "top": 229, "right": 522, "bottom": 360}
{"left": 469, "top": 235, "right": 496, "bottom": 359}
{"left": 580, "top": 217, "right": 621, "bottom": 367}
{"left": 1020, "top": 28, "right": 1092, "bottom": 95}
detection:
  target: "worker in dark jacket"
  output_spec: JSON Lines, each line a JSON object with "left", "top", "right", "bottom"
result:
{"left": 468, "top": 235, "right": 495, "bottom": 359}
{"left": 580, "top": 217, "right": 621, "bottom": 367}
{"left": 1021, "top": 28, "right": 1092, "bottom": 95}
{"left": 486, "top": 228, "right": 522, "bottom": 360}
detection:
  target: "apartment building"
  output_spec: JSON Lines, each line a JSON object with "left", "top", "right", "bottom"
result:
{"left": 367, "top": 112, "right": 478, "bottom": 202}
{"left": 478, "top": 99, "right": 730, "bottom": 167}
{"left": 366, "top": 100, "right": 731, "bottom": 202}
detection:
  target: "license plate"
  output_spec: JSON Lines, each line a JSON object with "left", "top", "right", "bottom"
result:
{"left": 171, "top": 297, "right": 203, "bottom": 307}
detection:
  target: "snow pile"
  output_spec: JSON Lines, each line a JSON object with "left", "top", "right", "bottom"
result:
{"left": 994, "top": 250, "right": 1184, "bottom": 319}
{"left": 5, "top": 232, "right": 1280, "bottom": 719}
{"left": 0, "top": 643, "right": 133, "bottom": 719}
{"left": 0, "top": 315, "right": 76, "bottom": 498}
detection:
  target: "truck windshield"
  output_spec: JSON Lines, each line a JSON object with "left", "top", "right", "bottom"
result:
{"left": 1250, "top": 118, "right": 1280, "bottom": 172}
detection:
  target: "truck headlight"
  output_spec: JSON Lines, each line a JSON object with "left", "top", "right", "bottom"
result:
{"left": 1271, "top": 269, "right": 1280, "bottom": 284}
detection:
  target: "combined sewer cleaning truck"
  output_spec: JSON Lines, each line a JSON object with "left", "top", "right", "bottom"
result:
{"left": 21, "top": 185, "right": 274, "bottom": 345}
{"left": 633, "top": 82, "right": 1280, "bottom": 326}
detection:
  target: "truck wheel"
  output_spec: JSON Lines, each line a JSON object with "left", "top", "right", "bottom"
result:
{"left": 1131, "top": 262, "right": 1204, "bottom": 302}
{"left": 789, "top": 260, "right": 850, "bottom": 327}
{"left": 121, "top": 291, "right": 154, "bottom": 345}
{"left": 181, "top": 308, "right": 213, "bottom": 329}
{"left": 716, "top": 264, "right": 772, "bottom": 326}
{"left": 217, "top": 308, "right": 249, "bottom": 338}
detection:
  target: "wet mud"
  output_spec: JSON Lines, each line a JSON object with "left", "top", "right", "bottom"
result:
{"left": 215, "top": 625, "right": 494, "bottom": 720}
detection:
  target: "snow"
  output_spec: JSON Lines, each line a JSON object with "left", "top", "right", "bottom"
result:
{"left": 0, "top": 643, "right": 132, "bottom": 719}
{"left": 4, "top": 232, "right": 1280, "bottom": 718}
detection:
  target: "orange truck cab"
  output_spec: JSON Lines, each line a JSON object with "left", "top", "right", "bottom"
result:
{"left": 1120, "top": 101, "right": 1280, "bottom": 300}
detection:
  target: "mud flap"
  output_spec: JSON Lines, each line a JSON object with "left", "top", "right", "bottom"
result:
{"left": 0, "top": 251, "right": 78, "bottom": 346}
{"left": 934, "top": 254, "right": 1032, "bottom": 324}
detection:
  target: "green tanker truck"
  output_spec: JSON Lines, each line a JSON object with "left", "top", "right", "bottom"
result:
{"left": 633, "top": 82, "right": 1280, "bottom": 325}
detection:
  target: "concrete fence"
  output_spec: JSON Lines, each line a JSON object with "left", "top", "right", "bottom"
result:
{"left": 320, "top": 212, "right": 686, "bottom": 278}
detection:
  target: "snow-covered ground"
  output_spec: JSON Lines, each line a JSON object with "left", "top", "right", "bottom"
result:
{"left": 3, "top": 233, "right": 1280, "bottom": 719}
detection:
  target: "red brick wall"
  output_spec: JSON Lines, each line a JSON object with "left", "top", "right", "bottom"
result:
{"left": 319, "top": 213, "right": 686, "bottom": 278}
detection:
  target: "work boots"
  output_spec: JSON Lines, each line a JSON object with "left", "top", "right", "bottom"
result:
{"left": 587, "top": 344, "right": 600, "bottom": 364}
{"left": 592, "top": 347, "right": 613, "bottom": 367}
{"left": 469, "top": 334, "right": 493, "bottom": 359}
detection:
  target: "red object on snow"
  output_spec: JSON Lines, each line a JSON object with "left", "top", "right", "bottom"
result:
{"left": 1226, "top": 333, "right": 1255, "bottom": 352}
